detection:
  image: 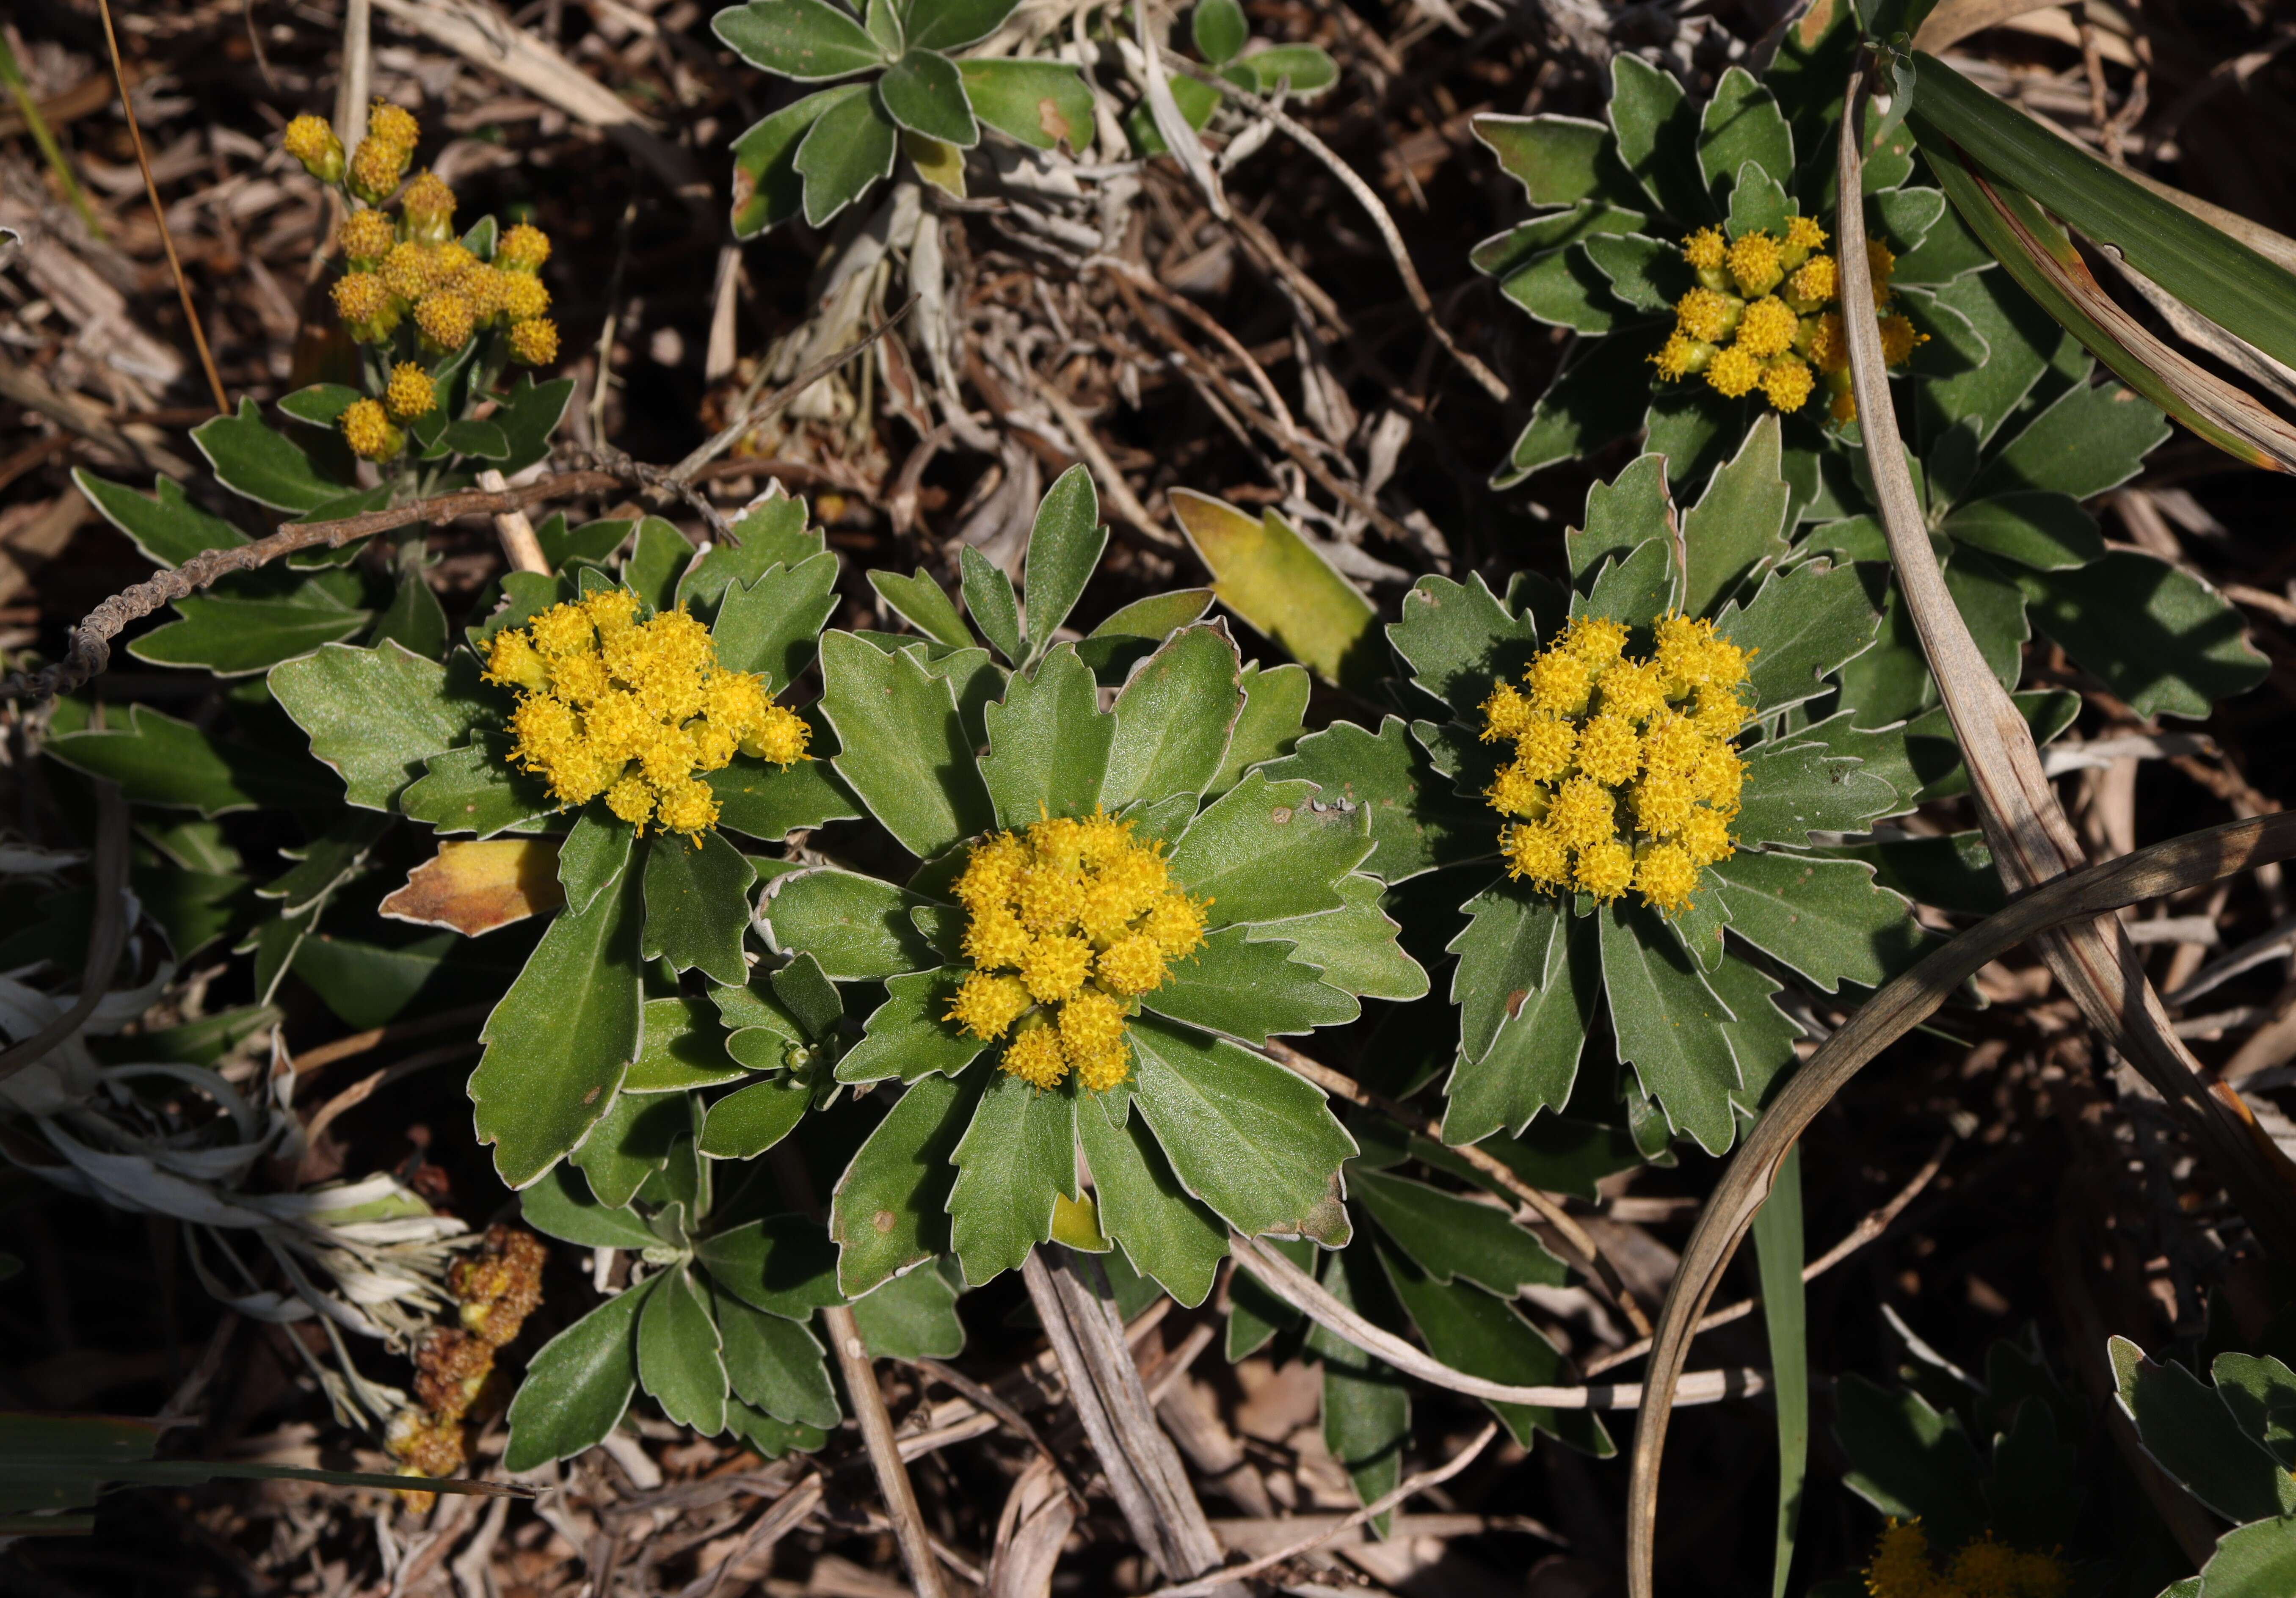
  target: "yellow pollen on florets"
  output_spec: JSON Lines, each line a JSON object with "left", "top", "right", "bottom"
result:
{"left": 1808, "top": 310, "right": 1849, "bottom": 375}
{"left": 338, "top": 208, "right": 395, "bottom": 264}
{"left": 414, "top": 290, "right": 475, "bottom": 351}
{"left": 400, "top": 170, "right": 456, "bottom": 226}
{"left": 1783, "top": 215, "right": 1827, "bottom": 255}
{"left": 1682, "top": 226, "right": 1727, "bottom": 274}
{"left": 1879, "top": 312, "right": 1926, "bottom": 367}
{"left": 1706, "top": 344, "right": 1763, "bottom": 398}
{"left": 1867, "top": 240, "right": 1897, "bottom": 304}
{"left": 1861, "top": 1518, "right": 2070, "bottom": 1598}
{"left": 381, "top": 240, "right": 440, "bottom": 301}
{"left": 500, "top": 273, "right": 551, "bottom": 323}
{"left": 1788, "top": 254, "right": 1838, "bottom": 305}
{"left": 1480, "top": 612, "right": 1751, "bottom": 918}
{"left": 339, "top": 398, "right": 402, "bottom": 462}
{"left": 509, "top": 318, "right": 560, "bottom": 367}
{"left": 1736, "top": 296, "right": 1797, "bottom": 359}
{"left": 385, "top": 362, "right": 436, "bottom": 420}
{"left": 1652, "top": 331, "right": 1711, "bottom": 381}
{"left": 949, "top": 813, "right": 1209, "bottom": 1090}
{"left": 367, "top": 102, "right": 420, "bottom": 152}
{"left": 1674, "top": 286, "right": 1736, "bottom": 345}
{"left": 332, "top": 271, "right": 389, "bottom": 327}
{"left": 497, "top": 223, "right": 552, "bottom": 273}
{"left": 350, "top": 136, "right": 409, "bottom": 200}
{"left": 1727, "top": 230, "right": 1784, "bottom": 298}
{"left": 284, "top": 115, "right": 341, "bottom": 175}
{"left": 493, "top": 593, "right": 801, "bottom": 837}
{"left": 1762, "top": 357, "right": 1816, "bottom": 413}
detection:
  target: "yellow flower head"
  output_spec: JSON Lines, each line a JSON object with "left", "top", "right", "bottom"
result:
{"left": 338, "top": 207, "right": 396, "bottom": 264}
{"left": 1879, "top": 312, "right": 1926, "bottom": 367}
{"left": 1830, "top": 383, "right": 1858, "bottom": 424}
{"left": 1808, "top": 310, "right": 1849, "bottom": 375}
{"left": 384, "top": 361, "right": 436, "bottom": 420}
{"left": 350, "top": 135, "right": 410, "bottom": 202}
{"left": 1867, "top": 239, "right": 1897, "bottom": 304}
{"left": 1727, "top": 229, "right": 1784, "bottom": 298}
{"left": 1861, "top": 1520, "right": 2070, "bottom": 1598}
{"left": 1479, "top": 611, "right": 1751, "bottom": 918}
{"left": 331, "top": 270, "right": 391, "bottom": 330}
{"left": 414, "top": 289, "right": 475, "bottom": 351}
{"left": 1787, "top": 253, "right": 1837, "bottom": 306}
{"left": 509, "top": 318, "right": 560, "bottom": 367}
{"left": 284, "top": 115, "right": 344, "bottom": 182}
{"left": 1681, "top": 226, "right": 1727, "bottom": 274}
{"left": 497, "top": 223, "right": 552, "bottom": 273}
{"left": 1783, "top": 214, "right": 1827, "bottom": 256}
{"left": 339, "top": 398, "right": 403, "bottom": 462}
{"left": 1705, "top": 345, "right": 1762, "bottom": 398}
{"left": 367, "top": 101, "right": 421, "bottom": 153}
{"left": 1863, "top": 1520, "right": 1937, "bottom": 1598}
{"left": 500, "top": 273, "right": 551, "bottom": 323}
{"left": 376, "top": 240, "right": 433, "bottom": 301}
{"left": 1651, "top": 332, "right": 1712, "bottom": 381}
{"left": 494, "top": 593, "right": 803, "bottom": 837}
{"left": 950, "top": 812, "right": 1209, "bottom": 1090}
{"left": 1674, "top": 286, "right": 1736, "bottom": 345}
{"left": 1761, "top": 356, "right": 1815, "bottom": 413}
{"left": 1736, "top": 296, "right": 1797, "bottom": 359}
{"left": 400, "top": 169, "right": 456, "bottom": 237}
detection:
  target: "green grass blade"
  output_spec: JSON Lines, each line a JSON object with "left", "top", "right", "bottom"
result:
{"left": 1907, "top": 50, "right": 2296, "bottom": 372}
{"left": 1751, "top": 1143, "right": 1807, "bottom": 1598}
{"left": 1923, "top": 137, "right": 2296, "bottom": 472}
{"left": 0, "top": 35, "right": 105, "bottom": 240}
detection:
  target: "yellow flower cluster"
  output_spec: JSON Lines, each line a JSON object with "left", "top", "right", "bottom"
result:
{"left": 944, "top": 813, "right": 1210, "bottom": 1093}
{"left": 1863, "top": 1521, "right": 2070, "bottom": 1598}
{"left": 1480, "top": 613, "right": 1751, "bottom": 917}
{"left": 486, "top": 589, "right": 810, "bottom": 837}
{"left": 1653, "top": 217, "right": 1926, "bottom": 423}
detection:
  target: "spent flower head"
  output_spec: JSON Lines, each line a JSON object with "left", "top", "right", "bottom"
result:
{"left": 1861, "top": 1519, "right": 2070, "bottom": 1598}
{"left": 944, "top": 813, "right": 1211, "bottom": 1093}
{"left": 486, "top": 589, "right": 809, "bottom": 838}
{"left": 1480, "top": 612, "right": 1751, "bottom": 917}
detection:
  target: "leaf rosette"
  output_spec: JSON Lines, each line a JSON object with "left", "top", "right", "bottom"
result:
{"left": 758, "top": 467, "right": 1427, "bottom": 1303}
{"left": 1388, "top": 420, "right": 1934, "bottom": 1156}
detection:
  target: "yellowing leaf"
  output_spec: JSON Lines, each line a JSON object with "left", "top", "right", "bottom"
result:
{"left": 1169, "top": 490, "right": 1380, "bottom": 696}
{"left": 381, "top": 838, "right": 566, "bottom": 936}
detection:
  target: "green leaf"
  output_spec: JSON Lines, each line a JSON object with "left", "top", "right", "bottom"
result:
{"left": 1907, "top": 51, "right": 2296, "bottom": 375}
{"left": 1834, "top": 1374, "right": 1989, "bottom": 1548}
{"left": 569, "top": 1080, "right": 686, "bottom": 1208}
{"left": 1227, "top": 1235, "right": 1311, "bottom": 1357}
{"left": 1169, "top": 770, "right": 1373, "bottom": 929}
{"left": 401, "top": 737, "right": 558, "bottom": 840}
{"left": 1607, "top": 53, "right": 1708, "bottom": 221}
{"left": 1710, "top": 848, "right": 1922, "bottom": 995}
{"left": 1910, "top": 246, "right": 2064, "bottom": 450}
{"left": 852, "top": 1260, "right": 966, "bottom": 1358}
{"left": 1316, "top": 1248, "right": 1412, "bottom": 1534}
{"left": 1353, "top": 1168, "right": 1565, "bottom": 1294}
{"left": 618, "top": 518, "right": 689, "bottom": 614}
{"left": 373, "top": 569, "right": 449, "bottom": 658}
{"left": 729, "top": 87, "right": 857, "bottom": 237}
{"left": 947, "top": 1070, "right": 1077, "bottom": 1284}
{"left": 1487, "top": 215, "right": 1642, "bottom": 333}
{"left": 2209, "top": 1353, "right": 2296, "bottom": 1467}
{"left": 871, "top": 566, "right": 975, "bottom": 648}
{"left": 762, "top": 866, "right": 937, "bottom": 979}
{"left": 1753, "top": 1145, "right": 1808, "bottom": 1598}
{"left": 707, "top": 747, "right": 864, "bottom": 844}
{"left": 698, "top": 1076, "right": 812, "bottom": 1159}
{"left": 1581, "top": 232, "right": 1681, "bottom": 316}
{"left": 1496, "top": 322, "right": 1671, "bottom": 488}
{"left": 1697, "top": 66, "right": 1792, "bottom": 203}
{"left": 1261, "top": 717, "right": 1487, "bottom": 886}
{"left": 795, "top": 86, "right": 900, "bottom": 227}
{"left": 1191, "top": 0, "right": 1245, "bottom": 63}
{"left": 773, "top": 952, "right": 842, "bottom": 1037}
{"left": 712, "top": 0, "right": 889, "bottom": 80}
{"left": 494, "top": 376, "right": 575, "bottom": 476}
{"left": 878, "top": 48, "right": 977, "bottom": 145}
{"left": 1474, "top": 113, "right": 1638, "bottom": 210}
{"left": 684, "top": 491, "right": 822, "bottom": 610}
{"left": 2110, "top": 1336, "right": 2296, "bottom": 1524}
{"left": 1246, "top": 875, "right": 1428, "bottom": 1003}
{"left": 1681, "top": 414, "right": 1790, "bottom": 618}
{"left": 1641, "top": 383, "right": 1741, "bottom": 498}
{"left": 1014, "top": 464, "right": 1102, "bottom": 647}
{"left": 521, "top": 1165, "right": 660, "bottom": 1249}
{"left": 1145, "top": 924, "right": 1357, "bottom": 1043}
{"left": 905, "top": 0, "right": 1018, "bottom": 51}
{"left": 637, "top": 1266, "right": 728, "bottom": 1435}
{"left": 131, "top": 589, "right": 370, "bottom": 677}
{"left": 1099, "top": 624, "right": 1242, "bottom": 810}
{"left": 816, "top": 630, "right": 994, "bottom": 858}
{"left": 1725, "top": 158, "right": 1793, "bottom": 239}
{"left": 191, "top": 398, "right": 345, "bottom": 512}
{"left": 640, "top": 831, "right": 756, "bottom": 988}
{"left": 1940, "top": 492, "right": 2102, "bottom": 570}
{"left": 1577, "top": 535, "right": 1677, "bottom": 627}
{"left": 472, "top": 861, "right": 645, "bottom": 1187}
{"left": 1127, "top": 1015, "right": 1356, "bottom": 1245}
{"left": 1169, "top": 491, "right": 1380, "bottom": 694}
{"left": 1599, "top": 902, "right": 1739, "bottom": 1155}
{"left": 715, "top": 1293, "right": 838, "bottom": 1427}
{"left": 45, "top": 704, "right": 330, "bottom": 817}
{"left": 268, "top": 643, "right": 491, "bottom": 811}
{"left": 1077, "top": 1091, "right": 1227, "bottom": 1308}
{"left": 712, "top": 552, "right": 839, "bottom": 693}
{"left": 1719, "top": 560, "right": 1882, "bottom": 714}
{"left": 557, "top": 811, "right": 634, "bottom": 916}
{"left": 502, "top": 1280, "right": 651, "bottom": 1471}
{"left": 1973, "top": 378, "right": 2170, "bottom": 502}
{"left": 1375, "top": 1237, "right": 1611, "bottom": 1455}
{"left": 75, "top": 470, "right": 246, "bottom": 566}
{"left": 1732, "top": 737, "right": 1898, "bottom": 846}
{"left": 695, "top": 1215, "right": 843, "bottom": 1318}
{"left": 440, "top": 418, "right": 511, "bottom": 461}
{"left": 2016, "top": 552, "right": 2266, "bottom": 720}
{"left": 626, "top": 995, "right": 745, "bottom": 1092}
{"left": 1388, "top": 573, "right": 1542, "bottom": 724}
{"left": 957, "top": 59, "right": 1094, "bottom": 151}
{"left": 1441, "top": 886, "right": 1596, "bottom": 1145}
{"left": 837, "top": 968, "right": 988, "bottom": 1084}
{"left": 831, "top": 1069, "right": 981, "bottom": 1295}
{"left": 1208, "top": 662, "right": 1311, "bottom": 794}
{"left": 981, "top": 645, "right": 1115, "bottom": 830}
{"left": 958, "top": 547, "right": 1022, "bottom": 663}
{"left": 2182, "top": 1515, "right": 2296, "bottom": 1598}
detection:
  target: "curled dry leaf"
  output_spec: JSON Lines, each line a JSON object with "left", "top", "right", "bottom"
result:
{"left": 381, "top": 838, "right": 566, "bottom": 936}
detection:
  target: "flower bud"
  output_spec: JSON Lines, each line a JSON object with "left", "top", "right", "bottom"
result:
{"left": 496, "top": 224, "right": 551, "bottom": 273}
{"left": 337, "top": 208, "right": 396, "bottom": 266}
{"left": 367, "top": 101, "right": 421, "bottom": 154}
{"left": 385, "top": 362, "right": 437, "bottom": 420}
{"left": 414, "top": 290, "right": 476, "bottom": 353}
{"left": 508, "top": 317, "right": 559, "bottom": 366}
{"left": 499, "top": 273, "right": 550, "bottom": 324}
{"left": 283, "top": 115, "right": 344, "bottom": 183}
{"left": 401, "top": 170, "right": 457, "bottom": 244}
{"left": 348, "top": 136, "right": 410, "bottom": 205}
{"left": 341, "top": 398, "right": 405, "bottom": 461}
